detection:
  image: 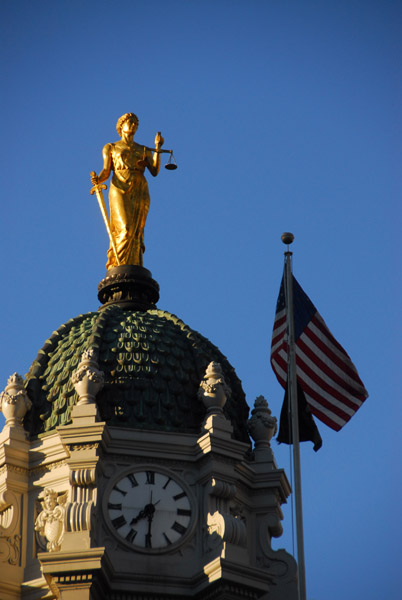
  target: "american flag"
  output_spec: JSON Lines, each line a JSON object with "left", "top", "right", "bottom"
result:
{"left": 271, "top": 273, "right": 368, "bottom": 431}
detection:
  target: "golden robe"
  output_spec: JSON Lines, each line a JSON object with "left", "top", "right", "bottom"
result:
{"left": 106, "top": 142, "right": 151, "bottom": 269}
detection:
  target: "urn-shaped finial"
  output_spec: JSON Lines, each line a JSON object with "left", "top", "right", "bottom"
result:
{"left": 0, "top": 373, "right": 32, "bottom": 428}
{"left": 248, "top": 395, "right": 277, "bottom": 447}
{"left": 72, "top": 348, "right": 104, "bottom": 405}
{"left": 198, "top": 361, "right": 231, "bottom": 413}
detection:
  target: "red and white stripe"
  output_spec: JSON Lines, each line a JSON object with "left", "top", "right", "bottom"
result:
{"left": 271, "top": 310, "right": 368, "bottom": 432}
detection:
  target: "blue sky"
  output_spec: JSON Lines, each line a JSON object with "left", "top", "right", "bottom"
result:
{"left": 1, "top": 1, "right": 400, "bottom": 598}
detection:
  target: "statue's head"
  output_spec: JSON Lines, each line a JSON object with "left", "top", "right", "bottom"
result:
{"left": 43, "top": 488, "right": 58, "bottom": 510}
{"left": 116, "top": 113, "right": 139, "bottom": 137}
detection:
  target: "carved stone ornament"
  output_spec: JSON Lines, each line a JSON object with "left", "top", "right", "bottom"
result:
{"left": 0, "top": 373, "right": 32, "bottom": 427}
{"left": 256, "top": 514, "right": 298, "bottom": 584}
{"left": 34, "top": 489, "right": 67, "bottom": 552}
{"left": 248, "top": 395, "right": 277, "bottom": 446}
{"left": 72, "top": 348, "right": 104, "bottom": 405}
{"left": 198, "top": 362, "right": 231, "bottom": 412}
{"left": 0, "top": 534, "right": 20, "bottom": 565}
{"left": 207, "top": 510, "right": 247, "bottom": 547}
{"left": 0, "top": 490, "right": 21, "bottom": 564}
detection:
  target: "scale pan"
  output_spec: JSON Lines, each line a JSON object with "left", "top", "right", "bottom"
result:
{"left": 165, "top": 163, "right": 177, "bottom": 170}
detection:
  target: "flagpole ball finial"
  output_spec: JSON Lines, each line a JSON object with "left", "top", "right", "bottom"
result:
{"left": 281, "top": 232, "right": 294, "bottom": 245}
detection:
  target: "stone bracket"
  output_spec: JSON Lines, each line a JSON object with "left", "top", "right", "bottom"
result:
{"left": 56, "top": 423, "right": 108, "bottom": 541}
{"left": 65, "top": 501, "right": 93, "bottom": 533}
{"left": 0, "top": 490, "right": 20, "bottom": 533}
{"left": 207, "top": 510, "right": 247, "bottom": 547}
{"left": 208, "top": 477, "right": 236, "bottom": 499}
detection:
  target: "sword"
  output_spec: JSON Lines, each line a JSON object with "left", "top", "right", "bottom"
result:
{"left": 90, "top": 171, "right": 120, "bottom": 266}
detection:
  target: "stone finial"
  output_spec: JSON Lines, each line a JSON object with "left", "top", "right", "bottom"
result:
{"left": 72, "top": 349, "right": 104, "bottom": 405}
{"left": 248, "top": 395, "right": 277, "bottom": 447}
{"left": 0, "top": 373, "right": 32, "bottom": 428}
{"left": 198, "top": 362, "right": 231, "bottom": 413}
{"left": 35, "top": 489, "right": 67, "bottom": 552}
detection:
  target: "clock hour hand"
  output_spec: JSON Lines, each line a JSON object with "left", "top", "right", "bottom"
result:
{"left": 130, "top": 507, "right": 148, "bottom": 525}
{"left": 130, "top": 500, "right": 160, "bottom": 526}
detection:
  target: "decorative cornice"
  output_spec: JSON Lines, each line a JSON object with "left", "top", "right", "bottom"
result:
{"left": 197, "top": 579, "right": 260, "bottom": 600}
{"left": 100, "top": 454, "right": 190, "bottom": 469}
{"left": 30, "top": 459, "right": 68, "bottom": 476}
{"left": 0, "top": 464, "right": 28, "bottom": 477}
{"left": 69, "top": 443, "right": 100, "bottom": 451}
{"left": 55, "top": 572, "right": 93, "bottom": 584}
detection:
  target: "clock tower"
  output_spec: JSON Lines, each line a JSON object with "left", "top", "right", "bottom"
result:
{"left": 0, "top": 266, "right": 298, "bottom": 599}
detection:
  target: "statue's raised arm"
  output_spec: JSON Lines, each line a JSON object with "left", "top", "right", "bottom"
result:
{"left": 91, "top": 113, "right": 168, "bottom": 269}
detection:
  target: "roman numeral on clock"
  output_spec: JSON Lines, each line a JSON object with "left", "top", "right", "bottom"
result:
{"left": 173, "top": 491, "right": 186, "bottom": 501}
{"left": 177, "top": 508, "right": 191, "bottom": 517}
{"left": 108, "top": 502, "right": 122, "bottom": 511}
{"left": 111, "top": 515, "right": 126, "bottom": 529}
{"left": 125, "top": 528, "right": 137, "bottom": 544}
{"left": 171, "top": 521, "right": 187, "bottom": 535}
{"left": 113, "top": 484, "right": 127, "bottom": 496}
{"left": 127, "top": 473, "right": 138, "bottom": 487}
{"left": 146, "top": 471, "right": 155, "bottom": 484}
{"left": 163, "top": 477, "right": 171, "bottom": 489}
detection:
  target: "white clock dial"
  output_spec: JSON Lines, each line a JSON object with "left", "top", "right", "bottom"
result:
{"left": 106, "top": 470, "right": 193, "bottom": 551}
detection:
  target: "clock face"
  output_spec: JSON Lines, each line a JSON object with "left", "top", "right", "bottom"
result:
{"left": 105, "top": 469, "right": 193, "bottom": 551}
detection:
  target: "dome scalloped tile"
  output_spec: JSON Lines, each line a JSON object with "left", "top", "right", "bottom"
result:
{"left": 24, "top": 306, "right": 250, "bottom": 443}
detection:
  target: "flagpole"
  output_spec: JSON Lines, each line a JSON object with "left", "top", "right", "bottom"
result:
{"left": 281, "top": 232, "right": 307, "bottom": 600}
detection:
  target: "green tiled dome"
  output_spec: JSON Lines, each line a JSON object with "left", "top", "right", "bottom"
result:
{"left": 24, "top": 305, "right": 250, "bottom": 442}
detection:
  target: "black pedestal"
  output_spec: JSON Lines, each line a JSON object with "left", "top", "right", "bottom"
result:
{"left": 97, "top": 265, "right": 160, "bottom": 310}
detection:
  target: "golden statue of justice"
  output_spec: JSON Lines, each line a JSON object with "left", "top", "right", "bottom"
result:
{"left": 90, "top": 113, "right": 177, "bottom": 269}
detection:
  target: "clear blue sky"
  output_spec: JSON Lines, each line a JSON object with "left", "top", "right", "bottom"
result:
{"left": 1, "top": 1, "right": 400, "bottom": 598}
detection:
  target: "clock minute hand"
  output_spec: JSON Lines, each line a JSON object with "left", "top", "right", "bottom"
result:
{"left": 145, "top": 504, "right": 155, "bottom": 548}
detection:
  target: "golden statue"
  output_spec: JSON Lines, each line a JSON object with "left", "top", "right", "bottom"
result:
{"left": 91, "top": 113, "right": 164, "bottom": 269}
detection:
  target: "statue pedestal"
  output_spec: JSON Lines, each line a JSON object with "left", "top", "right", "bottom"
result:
{"left": 97, "top": 265, "right": 159, "bottom": 310}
